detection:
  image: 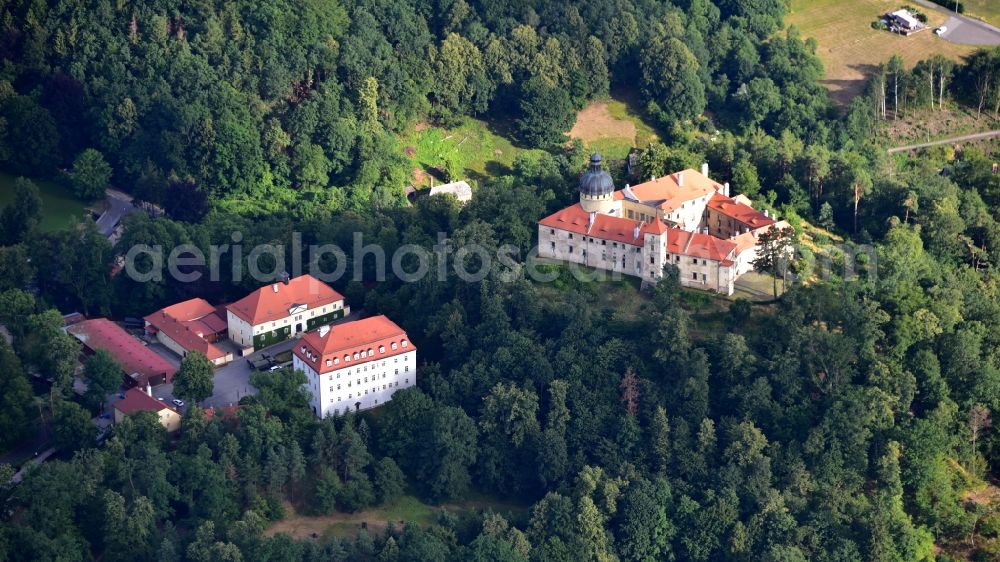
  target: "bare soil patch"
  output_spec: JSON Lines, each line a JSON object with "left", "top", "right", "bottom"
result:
{"left": 569, "top": 102, "right": 637, "bottom": 145}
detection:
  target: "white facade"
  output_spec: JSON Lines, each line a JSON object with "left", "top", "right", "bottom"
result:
{"left": 227, "top": 301, "right": 348, "bottom": 351}
{"left": 295, "top": 348, "right": 416, "bottom": 418}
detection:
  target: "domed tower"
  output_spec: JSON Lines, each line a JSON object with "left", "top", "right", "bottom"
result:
{"left": 579, "top": 153, "right": 616, "bottom": 215}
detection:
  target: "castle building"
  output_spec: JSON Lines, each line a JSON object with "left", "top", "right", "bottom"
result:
{"left": 538, "top": 154, "right": 784, "bottom": 295}
{"left": 292, "top": 315, "right": 416, "bottom": 419}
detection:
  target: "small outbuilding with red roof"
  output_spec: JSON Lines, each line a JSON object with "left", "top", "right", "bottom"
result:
{"left": 144, "top": 298, "right": 234, "bottom": 366}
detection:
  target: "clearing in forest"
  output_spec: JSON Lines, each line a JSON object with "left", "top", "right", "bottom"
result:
{"left": 568, "top": 94, "right": 661, "bottom": 159}
{"left": 264, "top": 494, "right": 529, "bottom": 540}
{"left": 787, "top": 0, "right": 977, "bottom": 105}
{"left": 0, "top": 172, "right": 91, "bottom": 231}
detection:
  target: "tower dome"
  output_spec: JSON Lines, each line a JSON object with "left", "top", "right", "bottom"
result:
{"left": 579, "top": 153, "right": 616, "bottom": 215}
{"left": 580, "top": 153, "right": 614, "bottom": 197}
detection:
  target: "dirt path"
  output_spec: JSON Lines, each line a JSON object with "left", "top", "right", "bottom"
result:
{"left": 887, "top": 130, "right": 1000, "bottom": 153}
{"left": 264, "top": 506, "right": 393, "bottom": 539}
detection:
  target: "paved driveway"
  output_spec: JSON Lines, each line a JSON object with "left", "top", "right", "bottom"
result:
{"left": 913, "top": 0, "right": 1000, "bottom": 45}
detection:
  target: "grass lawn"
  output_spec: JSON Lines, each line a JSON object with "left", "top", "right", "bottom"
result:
{"left": 787, "top": 0, "right": 978, "bottom": 105}
{"left": 0, "top": 171, "right": 91, "bottom": 231}
{"left": 398, "top": 117, "right": 546, "bottom": 188}
{"left": 265, "top": 492, "right": 530, "bottom": 541}
{"left": 964, "top": 1, "right": 1000, "bottom": 27}
{"left": 568, "top": 89, "right": 663, "bottom": 160}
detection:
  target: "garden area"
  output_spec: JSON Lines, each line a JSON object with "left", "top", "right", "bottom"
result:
{"left": 567, "top": 92, "right": 662, "bottom": 160}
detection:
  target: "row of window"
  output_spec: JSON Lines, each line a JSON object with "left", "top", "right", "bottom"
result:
{"left": 328, "top": 367, "right": 410, "bottom": 390}
{"left": 301, "top": 339, "right": 409, "bottom": 366}
{"left": 329, "top": 379, "right": 408, "bottom": 403}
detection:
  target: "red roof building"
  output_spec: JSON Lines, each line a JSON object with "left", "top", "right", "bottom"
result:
{"left": 293, "top": 315, "right": 416, "bottom": 418}
{"left": 68, "top": 319, "right": 176, "bottom": 387}
{"left": 225, "top": 275, "right": 349, "bottom": 353}
{"left": 144, "top": 298, "right": 232, "bottom": 365}
{"left": 113, "top": 387, "right": 180, "bottom": 431}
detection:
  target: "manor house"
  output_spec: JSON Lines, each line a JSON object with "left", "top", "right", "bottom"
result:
{"left": 538, "top": 154, "right": 785, "bottom": 295}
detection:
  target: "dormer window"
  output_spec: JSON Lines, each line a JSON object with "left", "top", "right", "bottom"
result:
{"left": 334, "top": 357, "right": 340, "bottom": 365}
{"left": 353, "top": 352, "right": 359, "bottom": 360}
{"left": 367, "top": 348, "right": 373, "bottom": 355}
{"left": 326, "top": 359, "right": 332, "bottom": 367}
{"left": 344, "top": 354, "right": 350, "bottom": 362}
{"left": 379, "top": 345, "right": 385, "bottom": 353}
{"left": 391, "top": 342, "right": 398, "bottom": 350}
{"left": 402, "top": 340, "right": 408, "bottom": 348}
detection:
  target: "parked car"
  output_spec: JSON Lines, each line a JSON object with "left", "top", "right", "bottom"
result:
{"left": 935, "top": 26, "right": 947, "bottom": 35}
{"left": 172, "top": 399, "right": 185, "bottom": 408}
{"left": 269, "top": 365, "right": 283, "bottom": 372}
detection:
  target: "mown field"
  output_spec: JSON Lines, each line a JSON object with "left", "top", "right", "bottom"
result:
{"left": 0, "top": 172, "right": 90, "bottom": 231}
{"left": 965, "top": 0, "right": 1000, "bottom": 27}
{"left": 787, "top": 0, "right": 977, "bottom": 105}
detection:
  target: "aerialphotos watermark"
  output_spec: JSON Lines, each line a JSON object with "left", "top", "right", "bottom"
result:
{"left": 122, "top": 231, "right": 876, "bottom": 287}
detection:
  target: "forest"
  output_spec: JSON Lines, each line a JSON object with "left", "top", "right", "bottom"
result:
{"left": 2, "top": 0, "right": 1000, "bottom": 561}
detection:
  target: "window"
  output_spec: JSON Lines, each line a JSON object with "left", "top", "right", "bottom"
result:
{"left": 550, "top": 241, "right": 555, "bottom": 250}
{"left": 333, "top": 357, "right": 339, "bottom": 365}
{"left": 391, "top": 342, "right": 398, "bottom": 350}
{"left": 325, "top": 359, "right": 331, "bottom": 367}
{"left": 602, "top": 240, "right": 606, "bottom": 246}
{"left": 379, "top": 345, "right": 385, "bottom": 353}
{"left": 702, "top": 273, "right": 707, "bottom": 281}
{"left": 353, "top": 352, "right": 359, "bottom": 360}
{"left": 395, "top": 368, "right": 399, "bottom": 375}
{"left": 692, "top": 272, "right": 697, "bottom": 280}
{"left": 650, "top": 256, "right": 655, "bottom": 264}
{"left": 402, "top": 340, "right": 408, "bottom": 347}
{"left": 344, "top": 354, "right": 350, "bottom": 362}
{"left": 337, "top": 384, "right": 341, "bottom": 390}
{"left": 405, "top": 366, "right": 410, "bottom": 372}
{"left": 568, "top": 246, "right": 574, "bottom": 254}
{"left": 550, "top": 229, "right": 554, "bottom": 235}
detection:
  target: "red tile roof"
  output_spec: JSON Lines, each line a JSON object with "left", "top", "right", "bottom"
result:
{"left": 68, "top": 319, "right": 176, "bottom": 384}
{"left": 145, "top": 298, "right": 229, "bottom": 361}
{"left": 146, "top": 313, "right": 228, "bottom": 361}
{"left": 666, "top": 229, "right": 737, "bottom": 265}
{"left": 614, "top": 169, "right": 721, "bottom": 212}
{"left": 707, "top": 193, "right": 775, "bottom": 229}
{"left": 114, "top": 387, "right": 173, "bottom": 416}
{"left": 226, "top": 275, "right": 344, "bottom": 326}
{"left": 294, "top": 315, "right": 413, "bottom": 375}
{"left": 539, "top": 204, "right": 669, "bottom": 247}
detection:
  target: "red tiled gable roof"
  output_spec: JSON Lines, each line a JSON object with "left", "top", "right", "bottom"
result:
{"left": 666, "top": 229, "right": 737, "bottom": 265}
{"left": 707, "top": 193, "right": 775, "bottom": 229}
{"left": 614, "top": 169, "right": 721, "bottom": 212}
{"left": 539, "top": 204, "right": 668, "bottom": 247}
{"left": 145, "top": 298, "right": 228, "bottom": 361}
{"left": 226, "top": 274, "right": 344, "bottom": 326}
{"left": 294, "top": 315, "right": 413, "bottom": 375}
{"left": 68, "top": 319, "right": 176, "bottom": 383}
{"left": 157, "top": 298, "right": 217, "bottom": 322}
{"left": 114, "top": 387, "right": 173, "bottom": 416}
{"left": 146, "top": 313, "right": 227, "bottom": 361}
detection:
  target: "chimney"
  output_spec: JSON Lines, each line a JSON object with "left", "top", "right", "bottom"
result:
{"left": 724, "top": 182, "right": 730, "bottom": 197}
{"left": 272, "top": 283, "right": 279, "bottom": 293}
{"left": 146, "top": 382, "right": 152, "bottom": 397}
{"left": 588, "top": 212, "right": 596, "bottom": 233}
{"left": 319, "top": 325, "right": 330, "bottom": 338}
{"left": 651, "top": 175, "right": 656, "bottom": 181}
{"left": 701, "top": 163, "right": 709, "bottom": 177}
{"left": 282, "top": 271, "right": 290, "bottom": 285}
{"left": 676, "top": 171, "right": 684, "bottom": 186}
{"left": 763, "top": 209, "right": 769, "bottom": 218}
{"left": 633, "top": 224, "right": 641, "bottom": 240}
